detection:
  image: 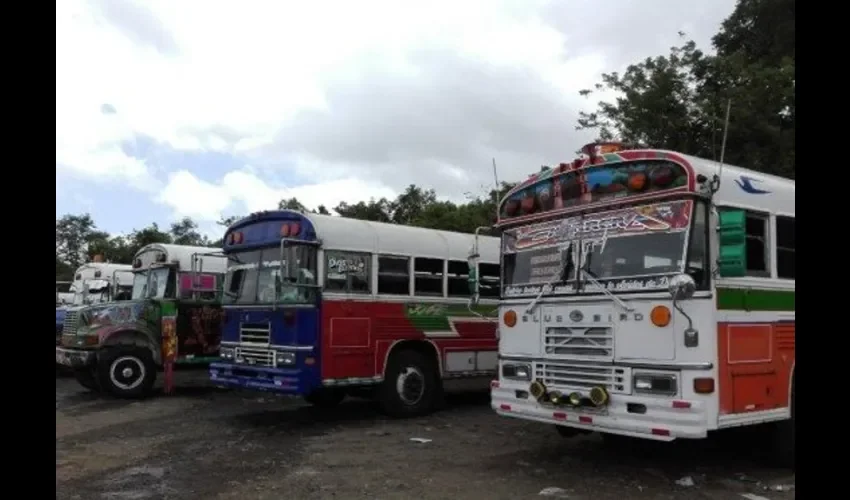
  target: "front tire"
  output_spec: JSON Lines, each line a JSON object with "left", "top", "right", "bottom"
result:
{"left": 379, "top": 349, "right": 439, "bottom": 418}
{"left": 72, "top": 367, "right": 100, "bottom": 392}
{"left": 97, "top": 346, "right": 157, "bottom": 399}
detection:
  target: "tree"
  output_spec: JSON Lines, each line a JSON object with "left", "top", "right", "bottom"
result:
{"left": 576, "top": 0, "right": 795, "bottom": 179}
{"left": 170, "top": 217, "right": 209, "bottom": 246}
{"left": 56, "top": 214, "right": 98, "bottom": 270}
{"left": 391, "top": 185, "right": 438, "bottom": 225}
{"left": 128, "top": 223, "right": 172, "bottom": 251}
{"left": 576, "top": 39, "right": 714, "bottom": 158}
{"left": 278, "top": 197, "right": 308, "bottom": 211}
{"left": 334, "top": 198, "right": 393, "bottom": 223}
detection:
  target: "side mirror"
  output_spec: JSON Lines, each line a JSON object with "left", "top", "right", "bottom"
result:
{"left": 717, "top": 209, "right": 747, "bottom": 277}
{"left": 668, "top": 273, "right": 696, "bottom": 301}
{"left": 281, "top": 240, "right": 298, "bottom": 281}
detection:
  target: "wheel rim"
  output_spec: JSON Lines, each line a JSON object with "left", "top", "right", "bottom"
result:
{"left": 395, "top": 366, "right": 425, "bottom": 406}
{"left": 109, "top": 356, "right": 146, "bottom": 391}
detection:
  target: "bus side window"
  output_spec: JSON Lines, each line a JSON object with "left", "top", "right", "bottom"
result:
{"left": 413, "top": 258, "right": 443, "bottom": 296}
{"left": 377, "top": 256, "right": 410, "bottom": 295}
{"left": 776, "top": 216, "right": 795, "bottom": 279}
{"left": 744, "top": 211, "right": 770, "bottom": 277}
{"left": 447, "top": 260, "right": 470, "bottom": 297}
{"left": 479, "top": 263, "right": 501, "bottom": 298}
{"left": 325, "top": 251, "right": 371, "bottom": 293}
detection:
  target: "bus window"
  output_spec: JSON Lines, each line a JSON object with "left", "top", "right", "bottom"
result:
{"left": 325, "top": 251, "right": 371, "bottom": 293}
{"left": 447, "top": 260, "right": 470, "bottom": 297}
{"left": 480, "top": 262, "right": 500, "bottom": 298}
{"left": 776, "top": 216, "right": 795, "bottom": 279}
{"left": 686, "top": 201, "right": 709, "bottom": 289}
{"left": 377, "top": 256, "right": 410, "bottom": 295}
{"left": 414, "top": 258, "right": 444, "bottom": 296}
{"left": 744, "top": 211, "right": 770, "bottom": 277}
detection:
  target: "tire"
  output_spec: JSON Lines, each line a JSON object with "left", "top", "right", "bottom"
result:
{"left": 72, "top": 367, "right": 100, "bottom": 392}
{"left": 304, "top": 388, "right": 346, "bottom": 408}
{"left": 97, "top": 346, "right": 157, "bottom": 399}
{"left": 773, "top": 376, "right": 795, "bottom": 469}
{"left": 379, "top": 349, "right": 440, "bottom": 418}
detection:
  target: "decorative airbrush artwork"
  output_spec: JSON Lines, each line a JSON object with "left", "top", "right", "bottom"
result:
{"left": 505, "top": 200, "right": 693, "bottom": 253}
{"left": 502, "top": 200, "right": 693, "bottom": 297}
{"left": 499, "top": 157, "right": 690, "bottom": 221}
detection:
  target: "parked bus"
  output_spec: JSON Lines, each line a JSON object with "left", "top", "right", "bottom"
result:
{"left": 56, "top": 244, "right": 227, "bottom": 398}
{"left": 55, "top": 263, "right": 134, "bottom": 342}
{"left": 472, "top": 142, "right": 794, "bottom": 466}
{"left": 209, "top": 210, "right": 501, "bottom": 417}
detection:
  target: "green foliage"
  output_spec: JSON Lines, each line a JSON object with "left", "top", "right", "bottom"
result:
{"left": 577, "top": 0, "right": 795, "bottom": 179}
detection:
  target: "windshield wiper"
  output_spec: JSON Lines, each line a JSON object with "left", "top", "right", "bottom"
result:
{"left": 525, "top": 243, "right": 574, "bottom": 314}
{"left": 578, "top": 230, "right": 634, "bottom": 312}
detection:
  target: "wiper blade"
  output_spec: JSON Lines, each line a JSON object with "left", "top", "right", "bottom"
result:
{"left": 578, "top": 230, "right": 633, "bottom": 312}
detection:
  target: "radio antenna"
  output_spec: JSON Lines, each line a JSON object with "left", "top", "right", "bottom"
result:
{"left": 713, "top": 99, "right": 732, "bottom": 193}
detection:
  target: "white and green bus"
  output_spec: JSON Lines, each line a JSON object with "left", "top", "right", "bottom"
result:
{"left": 469, "top": 142, "right": 794, "bottom": 466}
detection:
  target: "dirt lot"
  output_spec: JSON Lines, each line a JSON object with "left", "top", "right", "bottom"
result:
{"left": 56, "top": 370, "right": 795, "bottom": 500}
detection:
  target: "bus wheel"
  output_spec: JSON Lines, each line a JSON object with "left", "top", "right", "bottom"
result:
{"left": 304, "top": 388, "right": 345, "bottom": 408}
{"left": 773, "top": 377, "right": 795, "bottom": 469}
{"left": 380, "top": 349, "right": 438, "bottom": 418}
{"left": 72, "top": 367, "right": 100, "bottom": 392}
{"left": 97, "top": 347, "right": 157, "bottom": 399}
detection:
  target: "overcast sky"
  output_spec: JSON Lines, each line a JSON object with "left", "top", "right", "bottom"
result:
{"left": 56, "top": 0, "right": 738, "bottom": 238}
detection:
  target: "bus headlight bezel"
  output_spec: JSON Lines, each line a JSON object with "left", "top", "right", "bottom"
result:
{"left": 633, "top": 372, "right": 678, "bottom": 396}
{"left": 501, "top": 363, "right": 531, "bottom": 381}
{"left": 275, "top": 350, "right": 296, "bottom": 366}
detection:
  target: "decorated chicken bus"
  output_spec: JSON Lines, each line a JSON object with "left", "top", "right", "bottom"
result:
{"left": 56, "top": 244, "right": 227, "bottom": 398}
{"left": 209, "top": 210, "right": 501, "bottom": 417}
{"left": 472, "top": 142, "right": 794, "bottom": 466}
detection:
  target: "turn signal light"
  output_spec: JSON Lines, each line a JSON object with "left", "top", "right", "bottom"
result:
{"left": 503, "top": 310, "right": 517, "bottom": 328}
{"left": 650, "top": 305, "right": 671, "bottom": 327}
{"left": 693, "top": 378, "right": 715, "bottom": 394}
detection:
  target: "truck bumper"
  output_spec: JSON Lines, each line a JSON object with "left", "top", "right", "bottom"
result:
{"left": 209, "top": 362, "right": 307, "bottom": 395}
{"left": 491, "top": 380, "right": 709, "bottom": 441}
{"left": 55, "top": 347, "right": 96, "bottom": 369}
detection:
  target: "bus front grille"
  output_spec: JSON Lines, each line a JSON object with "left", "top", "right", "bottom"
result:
{"left": 239, "top": 322, "right": 271, "bottom": 345}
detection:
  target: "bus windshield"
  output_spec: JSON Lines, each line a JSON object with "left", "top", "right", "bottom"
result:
{"left": 502, "top": 199, "right": 695, "bottom": 297}
{"left": 223, "top": 246, "right": 318, "bottom": 305}
{"left": 131, "top": 268, "right": 174, "bottom": 300}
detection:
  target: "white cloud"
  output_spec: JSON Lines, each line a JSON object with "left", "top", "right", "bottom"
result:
{"left": 56, "top": 0, "right": 738, "bottom": 227}
{"left": 157, "top": 169, "right": 396, "bottom": 221}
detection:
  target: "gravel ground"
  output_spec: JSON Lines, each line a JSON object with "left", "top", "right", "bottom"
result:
{"left": 56, "top": 370, "right": 795, "bottom": 500}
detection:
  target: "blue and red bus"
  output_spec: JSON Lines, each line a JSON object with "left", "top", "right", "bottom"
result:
{"left": 209, "top": 210, "right": 501, "bottom": 417}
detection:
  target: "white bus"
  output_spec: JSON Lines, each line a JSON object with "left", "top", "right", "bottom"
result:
{"left": 469, "top": 142, "right": 794, "bottom": 467}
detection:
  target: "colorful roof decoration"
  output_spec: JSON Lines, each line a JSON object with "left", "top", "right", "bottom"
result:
{"left": 497, "top": 142, "right": 696, "bottom": 225}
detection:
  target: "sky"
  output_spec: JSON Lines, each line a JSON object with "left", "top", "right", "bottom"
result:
{"left": 56, "top": 0, "right": 738, "bottom": 240}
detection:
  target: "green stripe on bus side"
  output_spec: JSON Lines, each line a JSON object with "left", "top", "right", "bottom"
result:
{"left": 716, "top": 287, "right": 795, "bottom": 311}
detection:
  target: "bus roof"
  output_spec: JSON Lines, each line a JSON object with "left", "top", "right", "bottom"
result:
{"left": 72, "top": 263, "right": 134, "bottom": 288}
{"left": 684, "top": 152, "right": 795, "bottom": 217}
{"left": 133, "top": 243, "right": 228, "bottom": 274}
{"left": 73, "top": 262, "right": 133, "bottom": 277}
{"left": 497, "top": 144, "right": 794, "bottom": 226}
{"left": 227, "top": 211, "right": 500, "bottom": 263}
